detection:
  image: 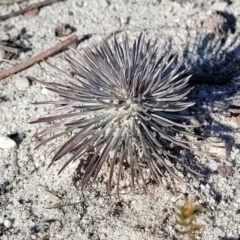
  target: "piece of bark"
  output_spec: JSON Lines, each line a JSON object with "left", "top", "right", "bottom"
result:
{"left": 228, "top": 99, "right": 240, "bottom": 115}
{"left": 217, "top": 165, "right": 234, "bottom": 178}
{"left": 228, "top": 108, "right": 240, "bottom": 114}
{"left": 0, "top": 0, "right": 62, "bottom": 21}
{"left": 0, "top": 34, "right": 78, "bottom": 81}
{"left": 24, "top": 8, "right": 39, "bottom": 17}
{"left": 235, "top": 115, "right": 240, "bottom": 125}
{"left": 0, "top": 43, "right": 19, "bottom": 54}
{"left": 203, "top": 12, "right": 228, "bottom": 35}
{"left": 0, "top": 0, "right": 26, "bottom": 5}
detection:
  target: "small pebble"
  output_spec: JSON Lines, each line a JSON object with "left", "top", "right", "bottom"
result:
{"left": 234, "top": 148, "right": 239, "bottom": 154}
{"left": 15, "top": 77, "right": 30, "bottom": 90}
{"left": 190, "top": 118, "right": 200, "bottom": 127}
{"left": 221, "top": 217, "right": 229, "bottom": 227}
{"left": 218, "top": 211, "right": 224, "bottom": 218}
{"left": 208, "top": 160, "right": 219, "bottom": 171}
{"left": 204, "top": 12, "right": 228, "bottom": 34}
{"left": 197, "top": 89, "right": 207, "bottom": 100}
{"left": 0, "top": 49, "right": 5, "bottom": 60}
{"left": 100, "top": 0, "right": 108, "bottom": 7}
{"left": 212, "top": 2, "right": 227, "bottom": 11}
{"left": 4, "top": 219, "right": 12, "bottom": 228}
{"left": 0, "top": 216, "right": 4, "bottom": 224}
{"left": 235, "top": 187, "right": 240, "bottom": 198}
{"left": 215, "top": 227, "right": 225, "bottom": 237}
{"left": 0, "top": 135, "right": 16, "bottom": 149}
{"left": 41, "top": 87, "right": 51, "bottom": 95}
{"left": 207, "top": 137, "right": 228, "bottom": 159}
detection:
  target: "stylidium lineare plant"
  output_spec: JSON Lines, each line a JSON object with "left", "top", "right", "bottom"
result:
{"left": 29, "top": 32, "right": 203, "bottom": 196}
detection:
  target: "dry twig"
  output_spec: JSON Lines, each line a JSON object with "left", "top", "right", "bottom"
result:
{"left": 0, "top": 0, "right": 62, "bottom": 21}
{"left": 104, "top": 29, "right": 123, "bottom": 41}
{"left": 0, "top": 42, "right": 19, "bottom": 54}
{"left": 0, "top": 0, "right": 26, "bottom": 5}
{"left": 228, "top": 108, "right": 240, "bottom": 114}
{"left": 0, "top": 34, "right": 78, "bottom": 81}
{"left": 228, "top": 101, "right": 240, "bottom": 114}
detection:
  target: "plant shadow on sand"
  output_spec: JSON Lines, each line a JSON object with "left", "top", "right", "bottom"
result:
{"left": 140, "top": 14, "right": 239, "bottom": 196}
{"left": 173, "top": 11, "right": 240, "bottom": 201}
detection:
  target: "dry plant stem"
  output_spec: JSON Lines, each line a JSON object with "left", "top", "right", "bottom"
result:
{"left": 0, "top": 43, "right": 19, "bottom": 54}
{"left": 0, "top": 0, "right": 62, "bottom": 21}
{"left": 104, "top": 29, "right": 122, "bottom": 41}
{"left": 228, "top": 109, "right": 240, "bottom": 114}
{"left": 189, "top": 73, "right": 232, "bottom": 85}
{"left": 0, "top": 34, "right": 78, "bottom": 81}
{"left": 0, "top": 0, "right": 26, "bottom": 5}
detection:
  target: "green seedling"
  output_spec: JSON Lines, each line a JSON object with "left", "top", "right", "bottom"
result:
{"left": 176, "top": 197, "right": 203, "bottom": 240}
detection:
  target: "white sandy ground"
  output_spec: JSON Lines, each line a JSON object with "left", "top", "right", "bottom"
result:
{"left": 1, "top": 0, "right": 240, "bottom": 239}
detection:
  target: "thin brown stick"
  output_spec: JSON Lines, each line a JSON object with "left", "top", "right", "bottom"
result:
{"left": 189, "top": 73, "right": 232, "bottom": 85}
{"left": 104, "top": 29, "right": 123, "bottom": 41}
{"left": 0, "top": 34, "right": 78, "bottom": 81}
{"left": 228, "top": 108, "right": 240, "bottom": 114}
{"left": 228, "top": 101, "right": 240, "bottom": 114}
{"left": 0, "top": 43, "right": 19, "bottom": 54}
{"left": 0, "top": 0, "right": 26, "bottom": 5}
{"left": 0, "top": 0, "right": 62, "bottom": 21}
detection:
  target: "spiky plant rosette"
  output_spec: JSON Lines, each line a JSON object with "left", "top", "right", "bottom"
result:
{"left": 30, "top": 32, "right": 201, "bottom": 196}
